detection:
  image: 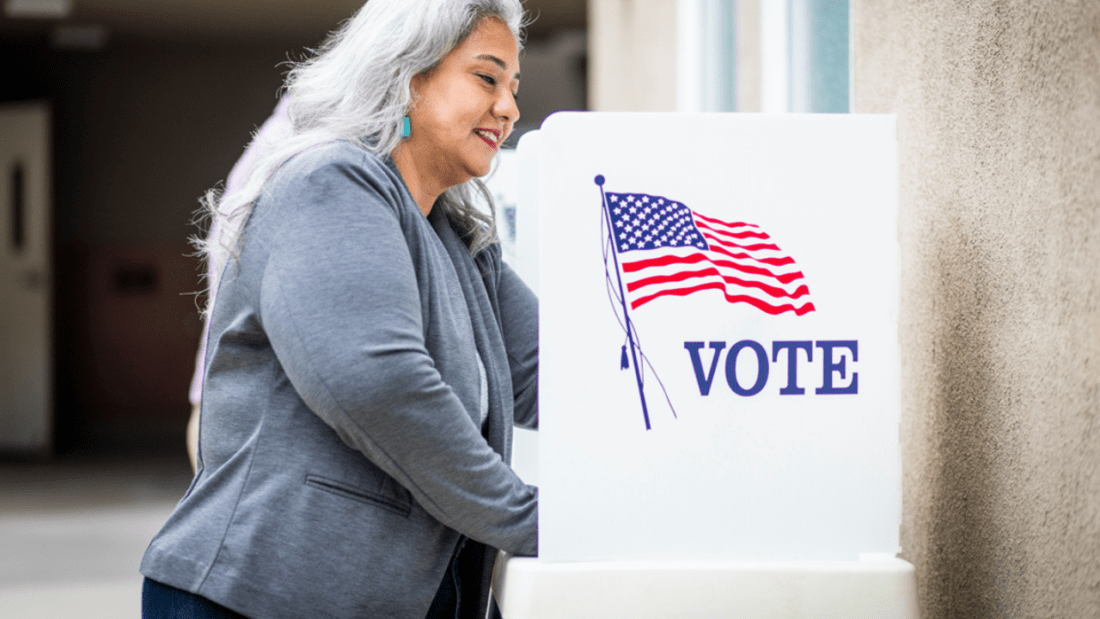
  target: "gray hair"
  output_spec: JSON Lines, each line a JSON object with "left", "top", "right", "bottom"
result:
{"left": 195, "top": 0, "right": 527, "bottom": 320}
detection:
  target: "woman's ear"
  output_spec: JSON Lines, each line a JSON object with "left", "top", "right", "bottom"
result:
{"left": 409, "top": 71, "right": 429, "bottom": 100}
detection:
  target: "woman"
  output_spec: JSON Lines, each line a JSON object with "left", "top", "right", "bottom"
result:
{"left": 140, "top": 1, "right": 537, "bottom": 618}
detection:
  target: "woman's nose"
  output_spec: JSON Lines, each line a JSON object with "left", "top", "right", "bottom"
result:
{"left": 495, "top": 89, "right": 520, "bottom": 124}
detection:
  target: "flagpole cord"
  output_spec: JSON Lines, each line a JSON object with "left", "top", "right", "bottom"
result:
{"left": 596, "top": 175, "right": 651, "bottom": 431}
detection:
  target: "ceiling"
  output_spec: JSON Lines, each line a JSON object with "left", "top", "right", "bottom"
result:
{"left": 2, "top": 0, "right": 586, "bottom": 42}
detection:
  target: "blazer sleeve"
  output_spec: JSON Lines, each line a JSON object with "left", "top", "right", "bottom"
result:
{"left": 257, "top": 154, "right": 537, "bottom": 556}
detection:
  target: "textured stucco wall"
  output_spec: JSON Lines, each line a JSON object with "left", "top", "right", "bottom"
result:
{"left": 852, "top": 1, "right": 1100, "bottom": 617}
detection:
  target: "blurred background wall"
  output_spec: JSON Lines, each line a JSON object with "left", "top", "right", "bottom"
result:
{"left": 0, "top": 0, "right": 586, "bottom": 454}
{"left": 7, "top": 38, "right": 311, "bottom": 452}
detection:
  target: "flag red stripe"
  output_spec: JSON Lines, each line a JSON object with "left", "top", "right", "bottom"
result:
{"left": 702, "top": 243, "right": 796, "bottom": 267}
{"left": 696, "top": 226, "right": 780, "bottom": 251}
{"left": 692, "top": 212, "right": 759, "bottom": 230}
{"left": 622, "top": 252, "right": 805, "bottom": 285}
{"left": 626, "top": 266, "right": 811, "bottom": 300}
{"left": 702, "top": 243, "right": 803, "bottom": 281}
{"left": 695, "top": 219, "right": 771, "bottom": 241}
{"left": 631, "top": 282, "right": 817, "bottom": 315}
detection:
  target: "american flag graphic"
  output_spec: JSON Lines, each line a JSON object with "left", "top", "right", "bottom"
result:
{"left": 605, "top": 191, "right": 816, "bottom": 315}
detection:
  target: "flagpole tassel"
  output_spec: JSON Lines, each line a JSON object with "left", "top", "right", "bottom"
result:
{"left": 599, "top": 174, "right": 651, "bottom": 430}
{"left": 621, "top": 345, "right": 629, "bottom": 369}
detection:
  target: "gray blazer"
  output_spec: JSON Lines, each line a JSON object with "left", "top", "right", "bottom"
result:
{"left": 141, "top": 141, "right": 539, "bottom": 619}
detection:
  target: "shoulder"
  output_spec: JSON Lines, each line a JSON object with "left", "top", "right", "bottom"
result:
{"left": 263, "top": 141, "right": 412, "bottom": 220}
{"left": 275, "top": 141, "right": 397, "bottom": 192}
{"left": 473, "top": 239, "right": 503, "bottom": 271}
{"left": 470, "top": 240, "right": 511, "bottom": 295}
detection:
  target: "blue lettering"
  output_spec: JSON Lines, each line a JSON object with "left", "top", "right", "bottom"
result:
{"left": 725, "top": 340, "right": 769, "bottom": 396}
{"left": 684, "top": 339, "right": 860, "bottom": 397}
{"left": 772, "top": 341, "right": 813, "bottom": 395}
{"left": 684, "top": 341, "right": 727, "bottom": 396}
{"left": 816, "top": 340, "right": 858, "bottom": 394}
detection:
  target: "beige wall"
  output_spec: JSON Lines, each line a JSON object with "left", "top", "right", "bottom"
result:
{"left": 589, "top": 0, "right": 678, "bottom": 111}
{"left": 735, "top": 0, "right": 762, "bottom": 113}
{"left": 852, "top": 1, "right": 1100, "bottom": 617}
{"left": 585, "top": 0, "right": 759, "bottom": 113}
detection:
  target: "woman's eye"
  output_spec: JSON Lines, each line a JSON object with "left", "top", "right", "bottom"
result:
{"left": 479, "top": 74, "right": 497, "bottom": 86}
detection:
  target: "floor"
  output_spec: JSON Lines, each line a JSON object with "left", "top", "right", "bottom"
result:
{"left": 0, "top": 429, "right": 538, "bottom": 619}
{"left": 0, "top": 446, "right": 194, "bottom": 619}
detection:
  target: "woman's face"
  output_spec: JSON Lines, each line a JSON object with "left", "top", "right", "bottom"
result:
{"left": 406, "top": 17, "right": 520, "bottom": 188}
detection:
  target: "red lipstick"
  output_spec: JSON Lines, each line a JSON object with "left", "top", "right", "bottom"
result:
{"left": 475, "top": 128, "right": 501, "bottom": 150}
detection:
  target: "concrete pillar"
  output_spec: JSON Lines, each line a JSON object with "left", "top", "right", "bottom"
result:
{"left": 736, "top": 0, "right": 761, "bottom": 112}
{"left": 589, "top": 0, "right": 679, "bottom": 111}
{"left": 852, "top": 1, "right": 1100, "bottom": 617}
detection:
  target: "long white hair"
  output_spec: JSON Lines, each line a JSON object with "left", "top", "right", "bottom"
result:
{"left": 195, "top": 0, "right": 527, "bottom": 320}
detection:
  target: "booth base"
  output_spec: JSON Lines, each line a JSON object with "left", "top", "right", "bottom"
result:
{"left": 492, "top": 555, "right": 919, "bottom": 619}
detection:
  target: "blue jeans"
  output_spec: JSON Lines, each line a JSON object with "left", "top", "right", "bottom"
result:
{"left": 142, "top": 578, "right": 249, "bottom": 619}
{"left": 142, "top": 543, "right": 502, "bottom": 619}
{"left": 426, "top": 538, "right": 503, "bottom": 619}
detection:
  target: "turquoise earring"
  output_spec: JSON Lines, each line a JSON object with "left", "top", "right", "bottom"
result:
{"left": 401, "top": 116, "right": 411, "bottom": 138}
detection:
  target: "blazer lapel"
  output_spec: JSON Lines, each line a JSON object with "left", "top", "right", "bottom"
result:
{"left": 428, "top": 208, "right": 513, "bottom": 461}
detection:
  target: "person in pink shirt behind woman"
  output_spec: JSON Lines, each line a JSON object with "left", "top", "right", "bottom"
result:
{"left": 185, "top": 95, "right": 291, "bottom": 472}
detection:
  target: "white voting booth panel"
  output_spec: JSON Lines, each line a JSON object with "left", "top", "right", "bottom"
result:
{"left": 493, "top": 113, "right": 916, "bottom": 618}
{"left": 537, "top": 113, "right": 900, "bottom": 561}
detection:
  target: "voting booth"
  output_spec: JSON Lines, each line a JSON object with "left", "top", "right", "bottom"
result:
{"left": 494, "top": 113, "right": 918, "bottom": 618}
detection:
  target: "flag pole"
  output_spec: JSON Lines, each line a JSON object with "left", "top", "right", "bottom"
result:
{"left": 596, "top": 175, "right": 651, "bottom": 430}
